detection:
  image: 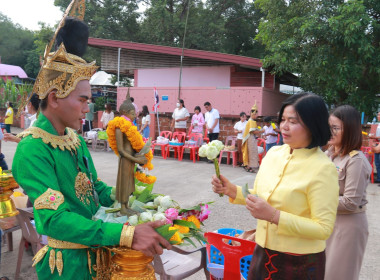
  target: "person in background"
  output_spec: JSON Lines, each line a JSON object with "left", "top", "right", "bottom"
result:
{"left": 171, "top": 99, "right": 190, "bottom": 133}
{"left": 325, "top": 105, "right": 371, "bottom": 280}
{"left": 100, "top": 103, "right": 114, "bottom": 129}
{"left": 0, "top": 128, "right": 7, "bottom": 170}
{"left": 233, "top": 112, "right": 247, "bottom": 167}
{"left": 242, "top": 103, "right": 263, "bottom": 173}
{"left": 370, "top": 111, "right": 380, "bottom": 184}
{"left": 204, "top": 101, "right": 220, "bottom": 141}
{"left": 4, "top": 93, "right": 39, "bottom": 143}
{"left": 85, "top": 97, "right": 95, "bottom": 131}
{"left": 130, "top": 97, "right": 139, "bottom": 127}
{"left": 211, "top": 93, "right": 338, "bottom": 279}
{"left": 262, "top": 116, "right": 278, "bottom": 152}
{"left": 191, "top": 106, "right": 205, "bottom": 134}
{"left": 139, "top": 105, "right": 151, "bottom": 139}
{"left": 4, "top": 102, "right": 13, "bottom": 133}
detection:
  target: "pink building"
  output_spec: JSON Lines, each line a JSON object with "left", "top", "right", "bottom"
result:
{"left": 88, "top": 38, "right": 297, "bottom": 139}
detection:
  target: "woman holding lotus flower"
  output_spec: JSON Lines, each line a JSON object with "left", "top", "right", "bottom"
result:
{"left": 211, "top": 93, "right": 339, "bottom": 279}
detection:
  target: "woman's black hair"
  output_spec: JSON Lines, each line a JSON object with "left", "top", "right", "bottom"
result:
{"left": 331, "top": 105, "right": 362, "bottom": 156}
{"left": 179, "top": 99, "right": 185, "bottom": 108}
{"left": 8, "top": 102, "right": 13, "bottom": 108}
{"left": 29, "top": 93, "right": 39, "bottom": 112}
{"left": 278, "top": 92, "right": 331, "bottom": 149}
{"left": 142, "top": 105, "right": 149, "bottom": 117}
{"left": 240, "top": 112, "right": 246, "bottom": 117}
{"left": 194, "top": 106, "right": 201, "bottom": 112}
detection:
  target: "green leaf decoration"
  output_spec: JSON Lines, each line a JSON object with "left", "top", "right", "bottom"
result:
{"left": 242, "top": 183, "right": 250, "bottom": 198}
{"left": 155, "top": 224, "right": 178, "bottom": 241}
{"left": 173, "top": 219, "right": 198, "bottom": 229}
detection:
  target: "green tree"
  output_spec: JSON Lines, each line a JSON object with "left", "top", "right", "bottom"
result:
{"left": 0, "top": 13, "right": 34, "bottom": 74}
{"left": 24, "top": 23, "right": 55, "bottom": 78}
{"left": 140, "top": 0, "right": 265, "bottom": 57}
{"left": 256, "top": 0, "right": 380, "bottom": 114}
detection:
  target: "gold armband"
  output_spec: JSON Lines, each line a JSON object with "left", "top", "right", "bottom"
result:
{"left": 34, "top": 188, "right": 64, "bottom": 210}
{"left": 120, "top": 225, "right": 135, "bottom": 248}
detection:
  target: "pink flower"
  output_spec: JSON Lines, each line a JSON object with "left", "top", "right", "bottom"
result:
{"left": 198, "top": 204, "right": 210, "bottom": 222}
{"left": 165, "top": 218, "right": 173, "bottom": 225}
{"left": 165, "top": 208, "right": 179, "bottom": 221}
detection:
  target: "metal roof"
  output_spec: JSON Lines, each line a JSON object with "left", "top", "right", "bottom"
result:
{"left": 88, "top": 38, "right": 298, "bottom": 86}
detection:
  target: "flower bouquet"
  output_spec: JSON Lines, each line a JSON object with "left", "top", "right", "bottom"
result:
{"left": 198, "top": 140, "right": 225, "bottom": 196}
{"left": 95, "top": 178, "right": 211, "bottom": 246}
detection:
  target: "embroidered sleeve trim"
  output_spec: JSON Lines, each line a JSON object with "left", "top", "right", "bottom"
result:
{"left": 34, "top": 188, "right": 65, "bottom": 210}
{"left": 17, "top": 127, "right": 81, "bottom": 151}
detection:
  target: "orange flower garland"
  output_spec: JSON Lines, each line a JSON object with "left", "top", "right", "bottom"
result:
{"left": 107, "top": 117, "right": 156, "bottom": 183}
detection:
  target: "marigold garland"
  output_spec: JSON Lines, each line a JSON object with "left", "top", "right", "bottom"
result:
{"left": 135, "top": 171, "right": 156, "bottom": 184}
{"left": 107, "top": 117, "right": 154, "bottom": 179}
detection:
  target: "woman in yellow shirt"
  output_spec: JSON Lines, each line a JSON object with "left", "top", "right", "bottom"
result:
{"left": 4, "top": 101, "right": 14, "bottom": 133}
{"left": 212, "top": 93, "right": 339, "bottom": 279}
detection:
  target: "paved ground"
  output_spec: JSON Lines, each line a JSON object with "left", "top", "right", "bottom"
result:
{"left": 1, "top": 127, "right": 380, "bottom": 279}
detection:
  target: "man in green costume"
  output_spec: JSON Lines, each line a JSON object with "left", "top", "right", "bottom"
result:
{"left": 12, "top": 2, "right": 170, "bottom": 279}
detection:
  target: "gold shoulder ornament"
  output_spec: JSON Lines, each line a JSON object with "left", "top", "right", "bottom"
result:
{"left": 34, "top": 188, "right": 65, "bottom": 210}
{"left": 17, "top": 127, "right": 81, "bottom": 152}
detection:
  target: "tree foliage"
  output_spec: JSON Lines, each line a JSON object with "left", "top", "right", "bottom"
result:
{"left": 256, "top": 0, "right": 380, "bottom": 114}
{"left": 0, "top": 13, "right": 34, "bottom": 73}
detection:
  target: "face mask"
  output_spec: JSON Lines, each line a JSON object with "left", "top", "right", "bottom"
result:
{"left": 176, "top": 103, "right": 180, "bottom": 108}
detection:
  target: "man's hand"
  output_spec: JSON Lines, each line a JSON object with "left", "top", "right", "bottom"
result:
{"left": 132, "top": 221, "right": 172, "bottom": 257}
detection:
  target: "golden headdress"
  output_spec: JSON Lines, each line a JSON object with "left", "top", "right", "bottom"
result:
{"left": 33, "top": 0, "right": 97, "bottom": 100}
{"left": 251, "top": 101, "right": 258, "bottom": 111}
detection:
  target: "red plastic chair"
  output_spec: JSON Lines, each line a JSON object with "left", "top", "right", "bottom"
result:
{"left": 151, "top": 131, "right": 172, "bottom": 159}
{"left": 165, "top": 132, "right": 186, "bottom": 159}
{"left": 257, "top": 138, "right": 266, "bottom": 165}
{"left": 204, "top": 128, "right": 210, "bottom": 144}
{"left": 205, "top": 232, "right": 256, "bottom": 280}
{"left": 179, "top": 133, "right": 204, "bottom": 162}
{"left": 361, "top": 146, "right": 375, "bottom": 183}
{"left": 219, "top": 136, "right": 238, "bottom": 167}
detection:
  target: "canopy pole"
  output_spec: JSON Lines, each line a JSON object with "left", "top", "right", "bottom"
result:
{"left": 178, "top": 0, "right": 191, "bottom": 100}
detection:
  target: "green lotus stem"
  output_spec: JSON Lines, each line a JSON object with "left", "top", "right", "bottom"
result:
{"left": 213, "top": 158, "right": 224, "bottom": 197}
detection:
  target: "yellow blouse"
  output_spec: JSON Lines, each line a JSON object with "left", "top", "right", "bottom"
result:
{"left": 231, "top": 144, "right": 339, "bottom": 254}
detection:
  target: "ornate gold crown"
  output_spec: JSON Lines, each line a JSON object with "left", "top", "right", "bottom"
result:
{"left": 251, "top": 101, "right": 258, "bottom": 111}
{"left": 33, "top": 0, "right": 97, "bottom": 100}
{"left": 34, "top": 44, "right": 98, "bottom": 99}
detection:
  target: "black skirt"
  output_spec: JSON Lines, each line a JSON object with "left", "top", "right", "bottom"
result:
{"left": 247, "top": 244, "right": 325, "bottom": 280}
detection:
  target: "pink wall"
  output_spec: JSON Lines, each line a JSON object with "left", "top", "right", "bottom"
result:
{"left": 136, "top": 66, "right": 231, "bottom": 87}
{"left": 118, "top": 87, "right": 287, "bottom": 117}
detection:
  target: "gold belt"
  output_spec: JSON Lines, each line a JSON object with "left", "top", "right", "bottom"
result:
{"left": 33, "top": 237, "right": 90, "bottom": 276}
{"left": 47, "top": 237, "right": 88, "bottom": 249}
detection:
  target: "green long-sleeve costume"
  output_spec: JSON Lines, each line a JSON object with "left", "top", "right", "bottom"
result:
{"left": 12, "top": 113, "right": 123, "bottom": 279}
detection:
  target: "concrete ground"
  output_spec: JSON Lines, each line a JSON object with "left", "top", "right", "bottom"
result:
{"left": 1, "top": 127, "right": 380, "bottom": 279}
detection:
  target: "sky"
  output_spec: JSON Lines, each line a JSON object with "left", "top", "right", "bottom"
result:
{"left": 0, "top": 0, "right": 63, "bottom": 31}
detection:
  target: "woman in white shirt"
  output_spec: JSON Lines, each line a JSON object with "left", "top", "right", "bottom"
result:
{"left": 171, "top": 99, "right": 190, "bottom": 133}
{"left": 100, "top": 103, "right": 114, "bottom": 129}
{"left": 139, "top": 105, "right": 151, "bottom": 138}
{"left": 233, "top": 112, "right": 247, "bottom": 167}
